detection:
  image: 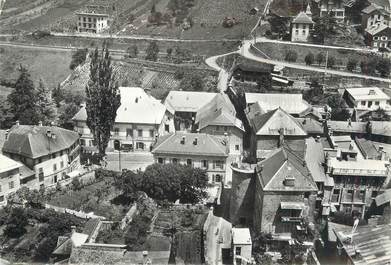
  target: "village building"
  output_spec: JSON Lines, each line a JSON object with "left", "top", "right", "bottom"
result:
{"left": 253, "top": 146, "right": 318, "bottom": 234}
{"left": 75, "top": 1, "right": 110, "bottom": 33}
{"left": 164, "top": 91, "right": 218, "bottom": 131}
{"left": 246, "top": 107, "right": 308, "bottom": 160}
{"left": 322, "top": 135, "right": 390, "bottom": 218}
{"left": 232, "top": 228, "right": 252, "bottom": 265}
{"left": 151, "top": 132, "right": 229, "bottom": 184}
{"left": 72, "top": 87, "right": 175, "bottom": 152}
{"left": 291, "top": 5, "right": 314, "bottom": 42}
{"left": 2, "top": 123, "right": 81, "bottom": 190}
{"left": 196, "top": 107, "right": 244, "bottom": 158}
{"left": 365, "top": 23, "right": 391, "bottom": 49}
{"left": 361, "top": 3, "right": 390, "bottom": 31}
{"left": 245, "top": 93, "right": 312, "bottom": 117}
{"left": 333, "top": 223, "right": 391, "bottom": 265}
{"left": 344, "top": 87, "right": 390, "bottom": 111}
{"left": 0, "top": 154, "right": 22, "bottom": 207}
{"left": 317, "top": 0, "right": 346, "bottom": 20}
{"left": 232, "top": 63, "right": 273, "bottom": 83}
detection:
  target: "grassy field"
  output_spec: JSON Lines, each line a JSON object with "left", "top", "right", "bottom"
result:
{"left": 255, "top": 42, "right": 376, "bottom": 70}
{"left": 0, "top": 46, "right": 72, "bottom": 90}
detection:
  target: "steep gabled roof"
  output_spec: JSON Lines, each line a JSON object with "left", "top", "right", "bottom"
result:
{"left": 249, "top": 108, "right": 307, "bottom": 136}
{"left": 152, "top": 132, "right": 228, "bottom": 157}
{"left": 256, "top": 146, "right": 317, "bottom": 192}
{"left": 72, "top": 87, "right": 167, "bottom": 125}
{"left": 2, "top": 125, "right": 79, "bottom": 159}
{"left": 245, "top": 93, "right": 311, "bottom": 115}
{"left": 164, "top": 91, "right": 217, "bottom": 113}
{"left": 292, "top": 11, "right": 314, "bottom": 24}
{"left": 195, "top": 93, "right": 236, "bottom": 124}
{"left": 198, "top": 108, "right": 244, "bottom": 131}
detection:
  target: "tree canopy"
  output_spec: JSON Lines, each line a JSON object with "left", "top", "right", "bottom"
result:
{"left": 85, "top": 46, "right": 121, "bottom": 155}
{"left": 145, "top": 41, "right": 159, "bottom": 61}
{"left": 118, "top": 163, "right": 208, "bottom": 203}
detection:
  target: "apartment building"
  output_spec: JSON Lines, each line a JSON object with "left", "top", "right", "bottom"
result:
{"left": 0, "top": 154, "right": 22, "bottom": 207}
{"left": 151, "top": 132, "right": 229, "bottom": 184}
{"left": 2, "top": 123, "right": 81, "bottom": 190}
{"left": 72, "top": 87, "right": 175, "bottom": 152}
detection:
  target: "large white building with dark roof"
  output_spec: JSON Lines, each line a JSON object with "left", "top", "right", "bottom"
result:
{"left": 72, "top": 87, "right": 175, "bottom": 152}
{"left": 2, "top": 123, "right": 81, "bottom": 190}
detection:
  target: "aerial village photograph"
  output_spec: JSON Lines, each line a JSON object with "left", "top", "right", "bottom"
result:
{"left": 0, "top": 0, "right": 391, "bottom": 264}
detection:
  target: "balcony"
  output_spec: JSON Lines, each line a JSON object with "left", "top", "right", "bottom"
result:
{"left": 281, "top": 216, "right": 303, "bottom": 222}
{"left": 332, "top": 168, "right": 388, "bottom": 177}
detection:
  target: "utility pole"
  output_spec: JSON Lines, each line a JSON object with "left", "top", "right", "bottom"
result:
{"left": 118, "top": 148, "right": 121, "bottom": 171}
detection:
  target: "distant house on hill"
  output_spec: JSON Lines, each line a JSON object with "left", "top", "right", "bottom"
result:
{"left": 75, "top": 1, "right": 111, "bottom": 33}
{"left": 316, "top": 0, "right": 346, "bottom": 21}
{"left": 72, "top": 87, "right": 174, "bottom": 152}
{"left": 361, "top": 3, "right": 390, "bottom": 31}
{"left": 291, "top": 5, "right": 314, "bottom": 42}
{"left": 365, "top": 23, "right": 391, "bottom": 49}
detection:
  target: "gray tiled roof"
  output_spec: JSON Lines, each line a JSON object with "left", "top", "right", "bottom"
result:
{"left": 2, "top": 125, "right": 79, "bottom": 159}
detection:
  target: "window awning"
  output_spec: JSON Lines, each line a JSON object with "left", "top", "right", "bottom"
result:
{"left": 280, "top": 202, "right": 305, "bottom": 210}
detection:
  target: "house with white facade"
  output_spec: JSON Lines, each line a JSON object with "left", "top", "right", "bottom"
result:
{"left": 151, "top": 132, "right": 229, "bottom": 184}
{"left": 361, "top": 3, "right": 390, "bottom": 31}
{"left": 73, "top": 87, "right": 175, "bottom": 152}
{"left": 0, "top": 154, "right": 22, "bottom": 207}
{"left": 232, "top": 228, "right": 252, "bottom": 265}
{"left": 2, "top": 123, "right": 81, "bottom": 190}
{"left": 344, "top": 87, "right": 390, "bottom": 111}
{"left": 318, "top": 0, "right": 346, "bottom": 21}
{"left": 291, "top": 5, "right": 314, "bottom": 42}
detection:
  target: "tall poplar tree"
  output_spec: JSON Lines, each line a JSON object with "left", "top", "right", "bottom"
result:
{"left": 85, "top": 46, "right": 121, "bottom": 155}
{"left": 7, "top": 66, "right": 39, "bottom": 125}
{"left": 36, "top": 78, "right": 58, "bottom": 125}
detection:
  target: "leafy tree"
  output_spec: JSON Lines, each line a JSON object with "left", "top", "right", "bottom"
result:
{"left": 125, "top": 215, "right": 150, "bottom": 250}
{"left": 71, "top": 177, "right": 82, "bottom": 191}
{"left": 285, "top": 50, "right": 298, "bottom": 62}
{"left": 331, "top": 107, "right": 350, "bottom": 121}
{"left": 304, "top": 52, "right": 314, "bottom": 65}
{"left": 173, "top": 46, "right": 192, "bottom": 64}
{"left": 327, "top": 55, "right": 336, "bottom": 68}
{"left": 371, "top": 108, "right": 391, "bottom": 121}
{"left": 145, "top": 41, "right": 159, "bottom": 61}
{"left": 3, "top": 207, "right": 28, "bottom": 238}
{"left": 166, "top": 47, "right": 173, "bottom": 59}
{"left": 346, "top": 58, "right": 358, "bottom": 72}
{"left": 36, "top": 78, "right": 57, "bottom": 125}
{"left": 360, "top": 57, "right": 378, "bottom": 75}
{"left": 376, "top": 58, "right": 391, "bottom": 77}
{"left": 316, "top": 53, "right": 325, "bottom": 65}
{"left": 179, "top": 72, "right": 204, "bottom": 91}
{"left": 0, "top": 97, "right": 14, "bottom": 129}
{"left": 303, "top": 80, "right": 324, "bottom": 104}
{"left": 7, "top": 66, "right": 40, "bottom": 125}
{"left": 126, "top": 45, "right": 138, "bottom": 58}
{"left": 119, "top": 163, "right": 208, "bottom": 203}
{"left": 85, "top": 46, "right": 121, "bottom": 155}
{"left": 70, "top": 48, "right": 88, "bottom": 70}
{"left": 311, "top": 15, "right": 337, "bottom": 44}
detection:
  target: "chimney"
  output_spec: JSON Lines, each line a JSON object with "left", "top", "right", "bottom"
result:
{"left": 278, "top": 128, "right": 284, "bottom": 147}
{"left": 180, "top": 136, "right": 186, "bottom": 144}
{"left": 71, "top": 225, "right": 76, "bottom": 234}
{"left": 38, "top": 121, "right": 43, "bottom": 127}
{"left": 368, "top": 89, "right": 376, "bottom": 95}
{"left": 379, "top": 145, "right": 384, "bottom": 152}
{"left": 348, "top": 118, "right": 351, "bottom": 127}
{"left": 193, "top": 137, "right": 198, "bottom": 145}
{"left": 15, "top": 120, "right": 20, "bottom": 126}
{"left": 135, "top": 97, "right": 139, "bottom": 103}
{"left": 316, "top": 135, "right": 320, "bottom": 142}
{"left": 196, "top": 129, "right": 200, "bottom": 133}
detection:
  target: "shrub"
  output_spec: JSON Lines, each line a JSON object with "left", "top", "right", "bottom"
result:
{"left": 316, "top": 52, "right": 325, "bottom": 65}
{"left": 376, "top": 57, "right": 391, "bottom": 77}
{"left": 285, "top": 50, "right": 298, "bottom": 62}
{"left": 327, "top": 55, "right": 336, "bottom": 68}
{"left": 145, "top": 41, "right": 159, "bottom": 61}
{"left": 346, "top": 58, "right": 358, "bottom": 72}
{"left": 304, "top": 52, "right": 314, "bottom": 65}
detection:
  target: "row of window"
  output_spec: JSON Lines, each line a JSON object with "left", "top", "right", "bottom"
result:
{"left": 0, "top": 181, "right": 15, "bottom": 192}
{"left": 294, "top": 29, "right": 308, "bottom": 35}
{"left": 373, "top": 36, "right": 388, "bottom": 41}
{"left": 360, "top": 100, "right": 380, "bottom": 107}
{"left": 79, "top": 16, "right": 105, "bottom": 22}
{"left": 157, "top": 157, "right": 225, "bottom": 169}
{"left": 114, "top": 128, "right": 155, "bottom": 138}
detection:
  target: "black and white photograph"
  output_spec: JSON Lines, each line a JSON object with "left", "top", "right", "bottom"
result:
{"left": 0, "top": 0, "right": 391, "bottom": 264}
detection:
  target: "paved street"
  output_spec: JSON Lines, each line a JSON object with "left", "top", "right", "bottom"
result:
{"left": 105, "top": 151, "right": 154, "bottom": 172}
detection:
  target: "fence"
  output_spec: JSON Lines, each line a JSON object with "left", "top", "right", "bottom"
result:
{"left": 45, "top": 203, "right": 106, "bottom": 220}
